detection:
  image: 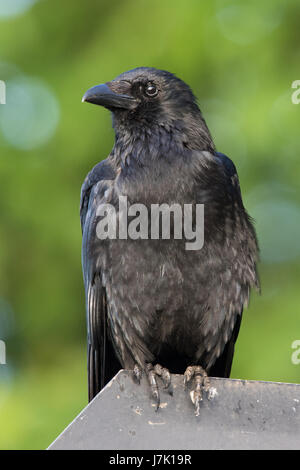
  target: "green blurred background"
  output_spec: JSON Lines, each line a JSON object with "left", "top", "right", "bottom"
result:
{"left": 0, "top": 0, "right": 299, "bottom": 449}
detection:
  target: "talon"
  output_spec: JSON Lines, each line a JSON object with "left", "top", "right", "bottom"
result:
{"left": 154, "top": 363, "right": 172, "bottom": 395}
{"left": 133, "top": 364, "right": 142, "bottom": 384}
{"left": 194, "top": 396, "right": 201, "bottom": 417}
{"left": 183, "top": 376, "right": 188, "bottom": 390}
{"left": 153, "top": 390, "right": 160, "bottom": 411}
{"left": 147, "top": 364, "right": 160, "bottom": 409}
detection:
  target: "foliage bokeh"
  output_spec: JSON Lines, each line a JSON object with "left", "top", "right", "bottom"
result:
{"left": 0, "top": 0, "right": 299, "bottom": 449}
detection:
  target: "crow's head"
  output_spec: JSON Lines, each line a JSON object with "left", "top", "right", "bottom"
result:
{"left": 82, "top": 67, "right": 214, "bottom": 151}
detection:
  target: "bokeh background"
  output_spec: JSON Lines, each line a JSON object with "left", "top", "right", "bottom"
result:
{"left": 0, "top": 0, "right": 300, "bottom": 450}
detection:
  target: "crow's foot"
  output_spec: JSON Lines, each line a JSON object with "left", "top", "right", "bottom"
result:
{"left": 184, "top": 365, "right": 215, "bottom": 416}
{"left": 132, "top": 363, "right": 173, "bottom": 411}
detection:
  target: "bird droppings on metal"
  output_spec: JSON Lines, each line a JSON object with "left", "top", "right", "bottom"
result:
{"left": 208, "top": 387, "right": 218, "bottom": 399}
{"left": 152, "top": 402, "right": 168, "bottom": 409}
{"left": 134, "top": 406, "right": 143, "bottom": 415}
{"left": 148, "top": 420, "right": 166, "bottom": 426}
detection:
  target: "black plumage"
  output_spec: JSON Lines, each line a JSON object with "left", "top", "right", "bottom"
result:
{"left": 80, "top": 67, "right": 259, "bottom": 411}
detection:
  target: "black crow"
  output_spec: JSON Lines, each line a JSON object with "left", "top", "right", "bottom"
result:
{"left": 81, "top": 67, "right": 259, "bottom": 415}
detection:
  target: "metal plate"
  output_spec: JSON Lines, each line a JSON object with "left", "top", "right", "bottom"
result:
{"left": 48, "top": 371, "right": 300, "bottom": 450}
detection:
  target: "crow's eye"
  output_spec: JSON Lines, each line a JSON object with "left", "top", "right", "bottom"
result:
{"left": 144, "top": 83, "right": 158, "bottom": 97}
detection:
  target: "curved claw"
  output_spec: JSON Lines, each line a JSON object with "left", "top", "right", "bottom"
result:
{"left": 152, "top": 389, "right": 160, "bottom": 412}
{"left": 144, "top": 363, "right": 174, "bottom": 410}
{"left": 147, "top": 364, "right": 160, "bottom": 410}
{"left": 133, "top": 364, "right": 142, "bottom": 384}
{"left": 154, "top": 364, "right": 173, "bottom": 395}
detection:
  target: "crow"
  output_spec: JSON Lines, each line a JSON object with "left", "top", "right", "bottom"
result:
{"left": 80, "top": 67, "right": 259, "bottom": 415}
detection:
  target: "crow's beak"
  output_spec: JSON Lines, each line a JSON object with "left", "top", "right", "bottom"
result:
{"left": 82, "top": 83, "right": 137, "bottom": 110}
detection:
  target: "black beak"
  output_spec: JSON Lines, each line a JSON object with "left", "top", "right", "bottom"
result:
{"left": 82, "top": 83, "right": 137, "bottom": 110}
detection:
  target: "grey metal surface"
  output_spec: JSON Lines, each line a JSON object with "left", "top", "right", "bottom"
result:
{"left": 48, "top": 370, "right": 300, "bottom": 450}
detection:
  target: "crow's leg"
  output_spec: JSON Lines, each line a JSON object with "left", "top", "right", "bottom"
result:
{"left": 184, "top": 365, "right": 215, "bottom": 416}
{"left": 132, "top": 363, "right": 173, "bottom": 411}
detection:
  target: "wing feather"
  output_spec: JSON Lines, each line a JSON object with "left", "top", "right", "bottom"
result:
{"left": 80, "top": 159, "right": 121, "bottom": 400}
